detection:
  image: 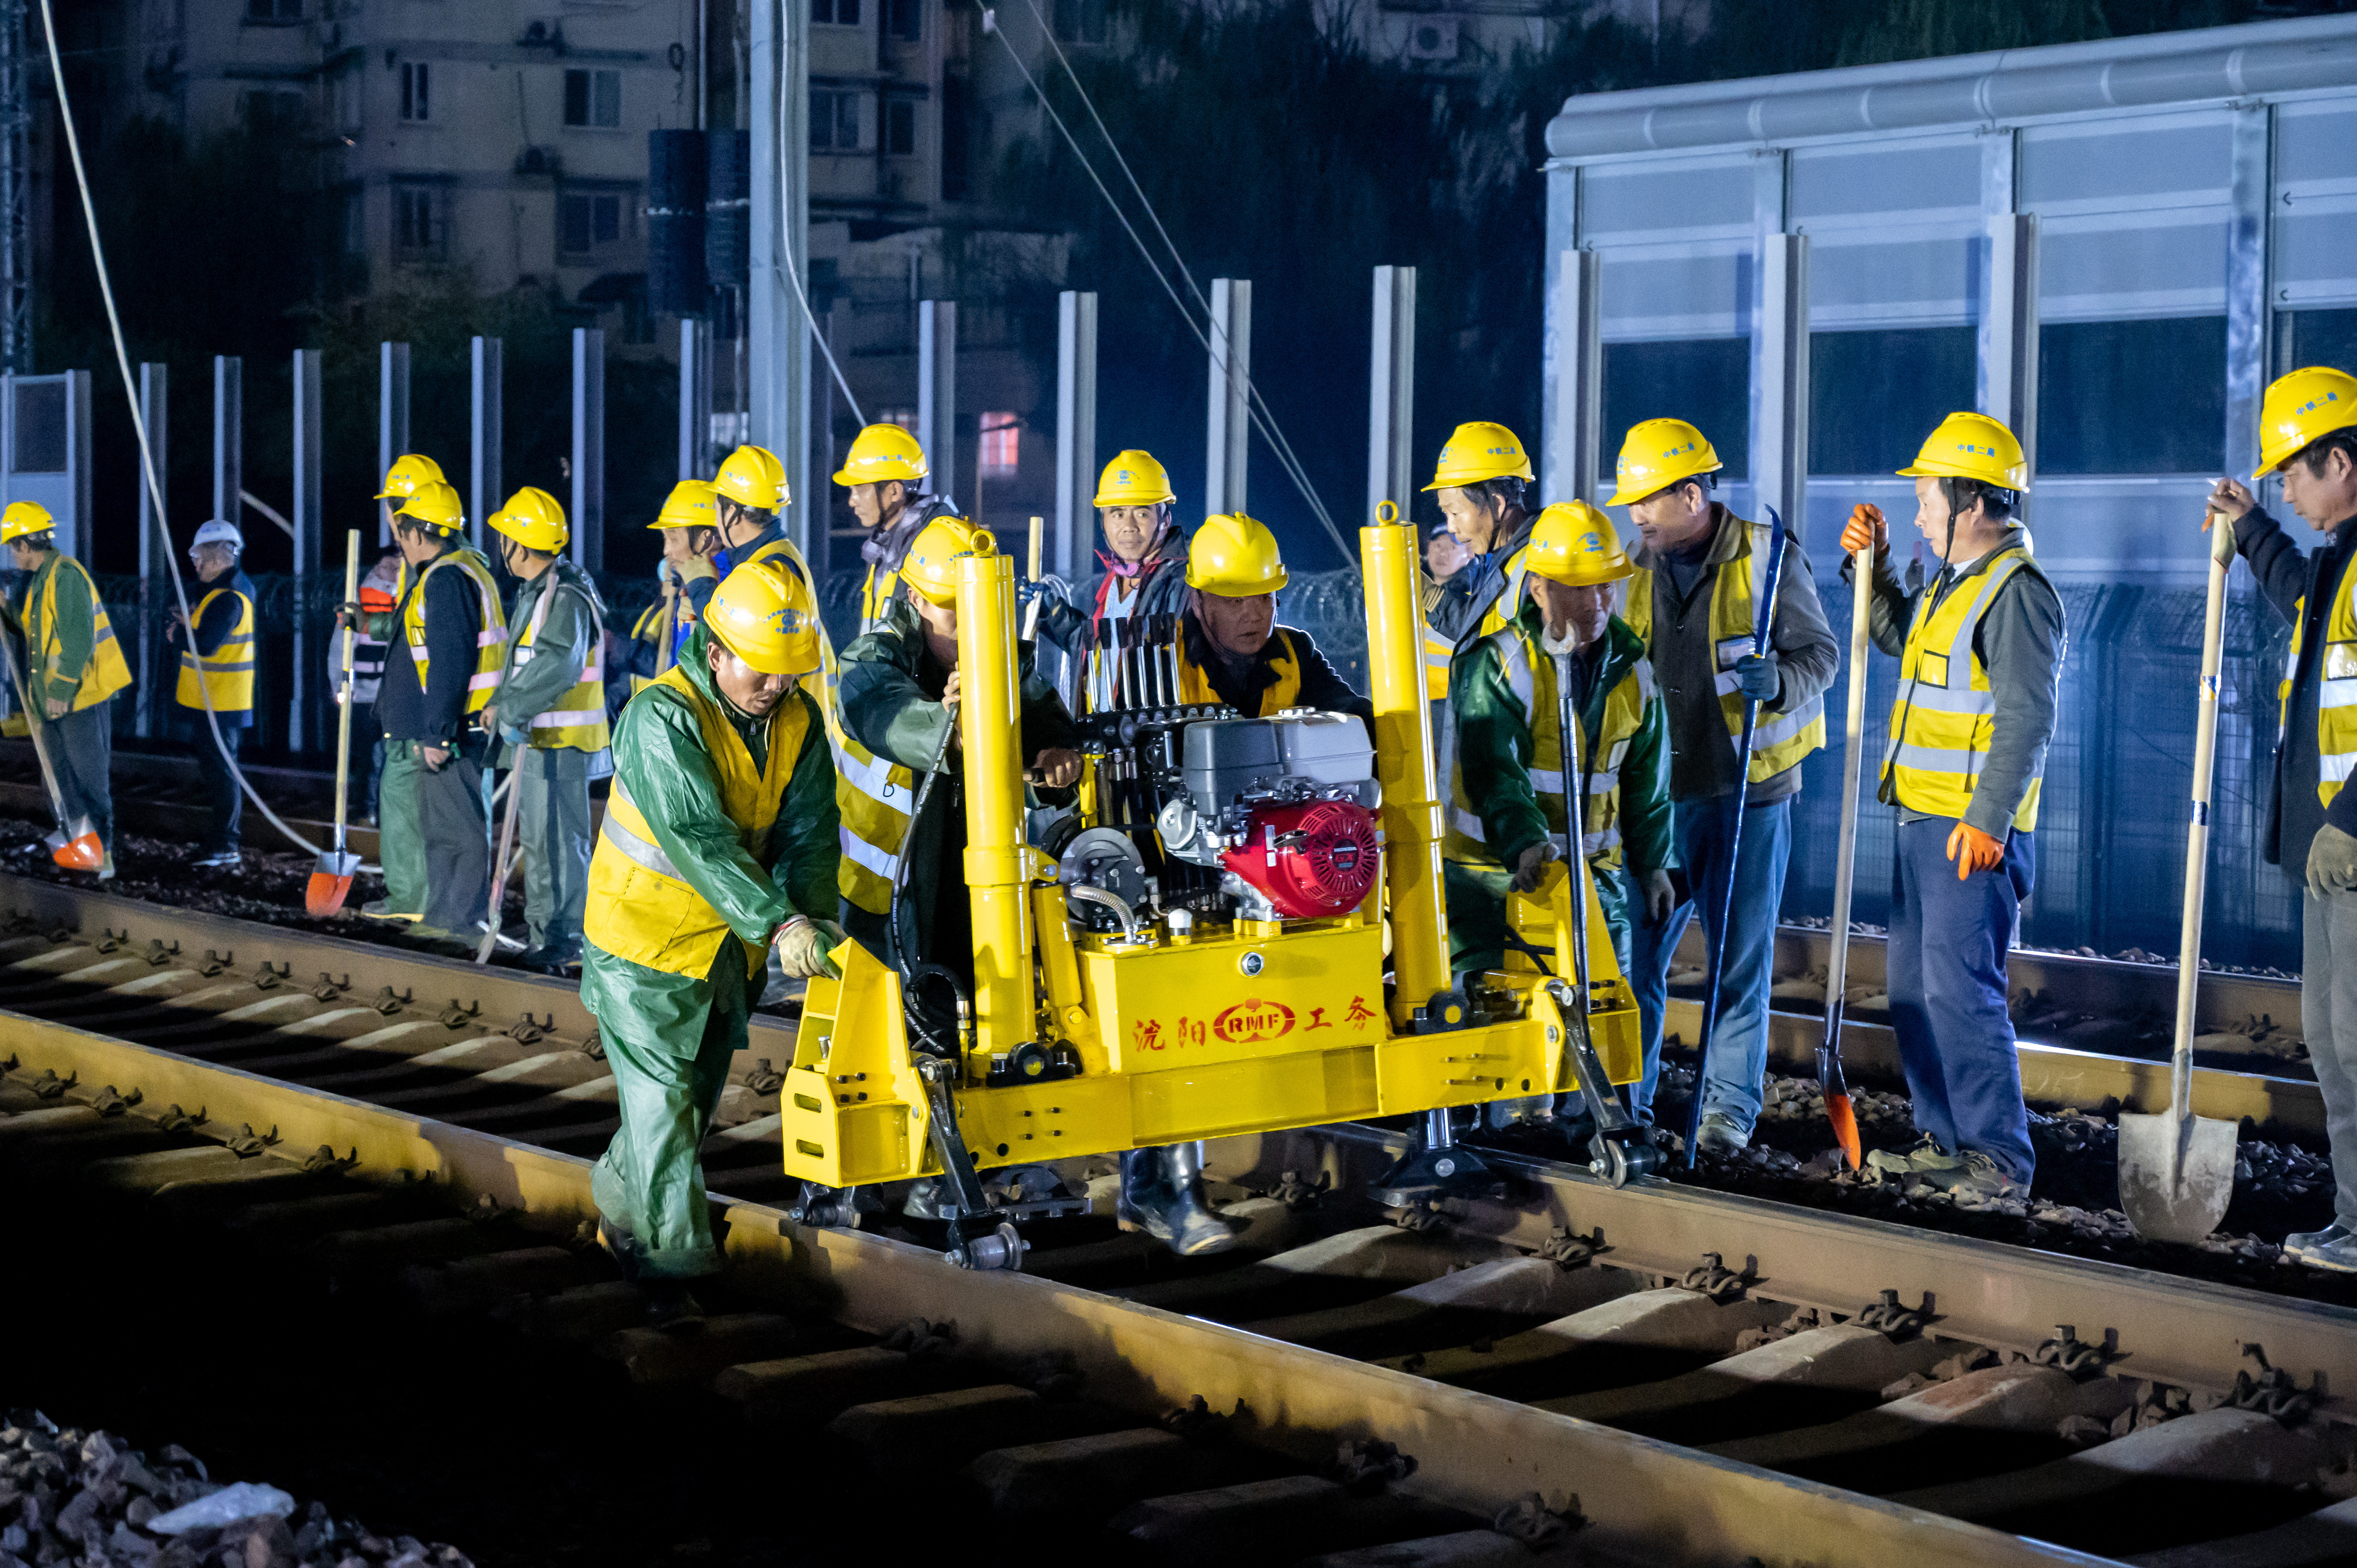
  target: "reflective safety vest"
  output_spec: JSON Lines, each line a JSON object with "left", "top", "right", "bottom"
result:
{"left": 31, "top": 555, "right": 131, "bottom": 712}
{"left": 2282, "top": 551, "right": 2357, "bottom": 806}
{"left": 1625, "top": 519, "right": 1825, "bottom": 784}
{"left": 1175, "top": 627, "right": 1307, "bottom": 715}
{"left": 629, "top": 598, "right": 678, "bottom": 698}
{"left": 507, "top": 567, "right": 609, "bottom": 752}
{"left": 174, "top": 585, "right": 255, "bottom": 713}
{"left": 397, "top": 548, "right": 508, "bottom": 714}
{"left": 834, "top": 722, "right": 919, "bottom": 918}
{"left": 1882, "top": 544, "right": 2048, "bottom": 830}
{"left": 1443, "top": 626, "right": 1653, "bottom": 872}
{"left": 1421, "top": 545, "right": 1532, "bottom": 700}
{"left": 584, "top": 666, "right": 814, "bottom": 979}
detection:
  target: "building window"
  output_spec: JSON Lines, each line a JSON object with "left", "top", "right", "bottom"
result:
{"left": 885, "top": 99, "right": 915, "bottom": 157}
{"left": 941, "top": 74, "right": 968, "bottom": 200}
{"left": 564, "top": 68, "right": 622, "bottom": 129}
{"left": 1809, "top": 326, "right": 1976, "bottom": 476}
{"left": 245, "top": 0, "right": 300, "bottom": 21}
{"left": 812, "top": 0, "right": 861, "bottom": 23}
{"left": 1601, "top": 338, "right": 1750, "bottom": 481}
{"left": 811, "top": 89, "right": 860, "bottom": 151}
{"left": 399, "top": 61, "right": 429, "bottom": 122}
{"left": 887, "top": 0, "right": 921, "bottom": 41}
{"left": 392, "top": 182, "right": 448, "bottom": 260}
{"left": 560, "top": 189, "right": 632, "bottom": 257}
{"left": 2039, "top": 317, "right": 2226, "bottom": 475}
{"left": 241, "top": 89, "right": 304, "bottom": 136}
{"left": 980, "top": 412, "right": 1019, "bottom": 478}
{"left": 1053, "top": 0, "right": 1108, "bottom": 45}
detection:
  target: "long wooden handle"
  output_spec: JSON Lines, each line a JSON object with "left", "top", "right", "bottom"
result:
{"left": 2170, "top": 511, "right": 2235, "bottom": 1122}
{"left": 1824, "top": 543, "right": 1874, "bottom": 1018}
{"left": 1022, "top": 514, "right": 1044, "bottom": 640}
{"left": 332, "top": 530, "right": 360, "bottom": 848}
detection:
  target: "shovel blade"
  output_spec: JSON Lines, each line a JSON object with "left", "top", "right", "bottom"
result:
{"left": 304, "top": 850, "right": 363, "bottom": 918}
{"left": 1825, "top": 1093, "right": 1863, "bottom": 1171}
{"left": 51, "top": 830, "right": 103, "bottom": 871}
{"left": 2118, "top": 1109, "right": 2239, "bottom": 1244}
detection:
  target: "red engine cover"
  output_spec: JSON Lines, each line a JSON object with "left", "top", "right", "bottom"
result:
{"left": 1220, "top": 798, "right": 1381, "bottom": 919}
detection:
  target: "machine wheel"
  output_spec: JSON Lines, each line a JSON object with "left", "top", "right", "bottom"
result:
{"left": 1589, "top": 1135, "right": 1661, "bottom": 1189}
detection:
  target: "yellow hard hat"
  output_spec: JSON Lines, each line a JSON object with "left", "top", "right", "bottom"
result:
{"left": 1524, "top": 502, "right": 1634, "bottom": 588}
{"left": 714, "top": 444, "right": 791, "bottom": 510}
{"left": 1094, "top": 449, "right": 1176, "bottom": 508}
{"left": 486, "top": 485, "right": 569, "bottom": 553}
{"left": 394, "top": 480, "right": 465, "bottom": 535}
{"left": 1186, "top": 513, "right": 1288, "bottom": 596}
{"left": 1608, "top": 418, "right": 1722, "bottom": 506}
{"left": 648, "top": 479, "right": 721, "bottom": 531}
{"left": 900, "top": 516, "right": 992, "bottom": 606}
{"left": 0, "top": 500, "right": 54, "bottom": 544}
{"left": 1424, "top": 421, "right": 1535, "bottom": 492}
{"left": 2254, "top": 366, "right": 2357, "bottom": 479}
{"left": 375, "top": 453, "right": 447, "bottom": 502}
{"left": 1897, "top": 412, "right": 2028, "bottom": 491}
{"left": 704, "top": 558, "right": 822, "bottom": 677}
{"left": 833, "top": 423, "right": 929, "bottom": 487}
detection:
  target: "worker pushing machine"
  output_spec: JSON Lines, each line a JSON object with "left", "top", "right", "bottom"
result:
{"left": 1839, "top": 413, "right": 2064, "bottom": 1201}
{"left": 1615, "top": 417, "right": 1838, "bottom": 1152}
{"left": 2207, "top": 365, "right": 2357, "bottom": 1271}
{"left": 1031, "top": 450, "right": 1191, "bottom": 710}
{"left": 481, "top": 486, "right": 610, "bottom": 974}
{"left": 835, "top": 423, "right": 962, "bottom": 632}
{"left": 171, "top": 519, "right": 257, "bottom": 869}
{"left": 1, "top": 500, "right": 129, "bottom": 877}
{"left": 355, "top": 475, "right": 508, "bottom": 953}
{"left": 1176, "top": 514, "right": 1371, "bottom": 724}
{"left": 583, "top": 558, "right": 844, "bottom": 1325}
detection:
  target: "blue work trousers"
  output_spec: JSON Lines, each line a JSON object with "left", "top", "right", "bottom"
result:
{"left": 1628, "top": 794, "right": 1790, "bottom": 1134}
{"left": 1886, "top": 816, "right": 2037, "bottom": 1184}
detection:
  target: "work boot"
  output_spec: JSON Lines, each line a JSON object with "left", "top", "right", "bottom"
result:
{"left": 901, "top": 1177, "right": 952, "bottom": 1221}
{"left": 1915, "top": 1150, "right": 2025, "bottom": 1201}
{"left": 2286, "top": 1221, "right": 2353, "bottom": 1262}
{"left": 2297, "top": 1232, "right": 2357, "bottom": 1274}
{"left": 96, "top": 852, "right": 114, "bottom": 883}
{"left": 1694, "top": 1112, "right": 1750, "bottom": 1155}
{"left": 191, "top": 848, "right": 240, "bottom": 870}
{"left": 641, "top": 1278, "right": 706, "bottom": 1330}
{"left": 1867, "top": 1134, "right": 1962, "bottom": 1177}
{"left": 359, "top": 900, "right": 418, "bottom": 922}
{"left": 1117, "top": 1146, "right": 1238, "bottom": 1256}
{"left": 594, "top": 1214, "right": 643, "bottom": 1280}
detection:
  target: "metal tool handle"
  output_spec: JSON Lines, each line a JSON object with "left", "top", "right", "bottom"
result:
{"left": 0, "top": 606, "right": 68, "bottom": 824}
{"left": 2170, "top": 511, "right": 2234, "bottom": 1125}
{"left": 1823, "top": 541, "right": 1874, "bottom": 1044}
{"left": 332, "top": 531, "right": 361, "bottom": 853}
{"left": 1553, "top": 650, "right": 1594, "bottom": 1010}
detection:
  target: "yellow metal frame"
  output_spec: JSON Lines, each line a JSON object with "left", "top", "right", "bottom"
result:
{"left": 780, "top": 517, "right": 1641, "bottom": 1190}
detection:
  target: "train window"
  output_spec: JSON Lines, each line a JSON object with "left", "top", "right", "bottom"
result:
{"left": 1808, "top": 325, "right": 1976, "bottom": 476}
{"left": 1602, "top": 337, "right": 1750, "bottom": 480}
{"left": 2037, "top": 317, "right": 2226, "bottom": 474}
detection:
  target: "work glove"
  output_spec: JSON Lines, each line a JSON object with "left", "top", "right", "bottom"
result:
{"left": 1946, "top": 821, "right": 2006, "bottom": 881}
{"left": 1016, "top": 574, "right": 1072, "bottom": 609}
{"left": 1733, "top": 650, "right": 1781, "bottom": 704}
{"left": 2308, "top": 824, "right": 2357, "bottom": 898}
{"left": 1511, "top": 841, "right": 1560, "bottom": 894}
{"left": 1839, "top": 503, "right": 1887, "bottom": 557}
{"left": 774, "top": 916, "right": 846, "bottom": 981}
{"left": 1642, "top": 868, "right": 1676, "bottom": 925}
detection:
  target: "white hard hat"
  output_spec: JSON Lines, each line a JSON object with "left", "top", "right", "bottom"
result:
{"left": 190, "top": 520, "right": 243, "bottom": 554}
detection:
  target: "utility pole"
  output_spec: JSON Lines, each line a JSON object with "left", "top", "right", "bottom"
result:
{"left": 0, "top": 0, "right": 32, "bottom": 374}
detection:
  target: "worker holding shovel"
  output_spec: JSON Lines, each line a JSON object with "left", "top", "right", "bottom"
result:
{"left": 1, "top": 500, "right": 128, "bottom": 878}
{"left": 1841, "top": 413, "right": 2064, "bottom": 1203}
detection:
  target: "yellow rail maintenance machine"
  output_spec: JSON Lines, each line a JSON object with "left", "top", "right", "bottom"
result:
{"left": 782, "top": 510, "right": 1649, "bottom": 1268}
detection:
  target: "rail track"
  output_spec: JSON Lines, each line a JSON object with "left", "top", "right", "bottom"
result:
{"left": 1, "top": 873, "right": 2354, "bottom": 1563}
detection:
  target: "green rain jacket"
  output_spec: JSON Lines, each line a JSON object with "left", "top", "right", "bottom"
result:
{"left": 1454, "top": 605, "right": 1675, "bottom": 880}
{"left": 11, "top": 552, "right": 96, "bottom": 707}
{"left": 580, "top": 622, "right": 841, "bottom": 1030}
{"left": 488, "top": 558, "right": 608, "bottom": 771}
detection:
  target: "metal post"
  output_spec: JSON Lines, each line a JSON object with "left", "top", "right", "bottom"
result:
{"left": 1546, "top": 249, "right": 1604, "bottom": 505}
{"left": 678, "top": 316, "right": 699, "bottom": 480}
{"left": 1979, "top": 214, "right": 2039, "bottom": 513}
{"left": 1053, "top": 289, "right": 1097, "bottom": 583}
{"left": 749, "top": 0, "right": 812, "bottom": 553}
{"left": 213, "top": 355, "right": 242, "bottom": 533}
{"left": 1206, "top": 278, "right": 1251, "bottom": 517}
{"left": 377, "top": 341, "right": 409, "bottom": 544}
{"left": 1753, "top": 234, "right": 1810, "bottom": 539}
{"left": 0, "top": 0, "right": 31, "bottom": 376}
{"left": 134, "top": 362, "right": 165, "bottom": 738}
{"left": 809, "top": 307, "right": 836, "bottom": 581}
{"left": 292, "top": 348, "right": 321, "bottom": 753}
{"left": 470, "top": 335, "right": 502, "bottom": 552}
{"left": 1367, "top": 265, "right": 1415, "bottom": 521}
{"left": 918, "top": 299, "right": 957, "bottom": 501}
{"left": 2225, "top": 103, "right": 2273, "bottom": 494}
{"left": 572, "top": 327, "right": 605, "bottom": 574}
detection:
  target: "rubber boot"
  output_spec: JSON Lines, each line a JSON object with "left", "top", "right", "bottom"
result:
{"left": 1117, "top": 1145, "right": 1238, "bottom": 1257}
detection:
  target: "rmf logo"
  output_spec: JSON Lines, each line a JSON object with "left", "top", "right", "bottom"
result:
{"left": 1213, "top": 998, "right": 1296, "bottom": 1044}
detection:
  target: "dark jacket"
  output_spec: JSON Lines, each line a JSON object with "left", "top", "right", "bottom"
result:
{"left": 2234, "top": 506, "right": 2357, "bottom": 866}
{"left": 375, "top": 549, "right": 483, "bottom": 745}
{"left": 1178, "top": 613, "right": 1373, "bottom": 727}
{"left": 1036, "top": 537, "right": 1192, "bottom": 656}
{"left": 1426, "top": 513, "right": 1537, "bottom": 656}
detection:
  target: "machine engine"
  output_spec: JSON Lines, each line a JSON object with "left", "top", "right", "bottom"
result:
{"left": 1157, "top": 712, "right": 1382, "bottom": 920}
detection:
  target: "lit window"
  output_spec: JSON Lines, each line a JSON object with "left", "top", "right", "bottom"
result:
{"left": 399, "top": 61, "right": 430, "bottom": 122}
{"left": 564, "top": 68, "right": 622, "bottom": 129}
{"left": 980, "top": 412, "right": 1019, "bottom": 478}
{"left": 811, "top": 90, "right": 860, "bottom": 151}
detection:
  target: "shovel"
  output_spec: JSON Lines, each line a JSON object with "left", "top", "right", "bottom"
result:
{"left": 307, "top": 533, "right": 365, "bottom": 916}
{"left": 476, "top": 755, "right": 525, "bottom": 965}
{"left": 0, "top": 614, "right": 100, "bottom": 870}
{"left": 1816, "top": 521, "right": 1875, "bottom": 1169}
{"left": 2118, "top": 510, "right": 2241, "bottom": 1242}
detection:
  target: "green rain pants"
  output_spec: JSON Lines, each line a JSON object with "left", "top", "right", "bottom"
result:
{"left": 379, "top": 740, "right": 490, "bottom": 938}
{"left": 1445, "top": 858, "right": 1635, "bottom": 983}
{"left": 582, "top": 939, "right": 752, "bottom": 1279}
{"left": 513, "top": 748, "right": 596, "bottom": 961}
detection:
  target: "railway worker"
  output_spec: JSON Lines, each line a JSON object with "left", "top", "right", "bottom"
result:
{"left": 1839, "top": 414, "right": 2062, "bottom": 1201}
{"left": 1615, "top": 417, "right": 1838, "bottom": 1153}
{"left": 582, "top": 559, "right": 844, "bottom": 1326}
{"left": 1175, "top": 513, "right": 1373, "bottom": 726}
{"left": 356, "top": 480, "right": 507, "bottom": 954}
{"left": 1443, "top": 502, "right": 1676, "bottom": 985}
{"left": 2205, "top": 365, "right": 2357, "bottom": 1269}
{"left": 834, "top": 423, "right": 963, "bottom": 633}
{"left": 171, "top": 519, "right": 257, "bottom": 869}
{"left": 710, "top": 444, "right": 796, "bottom": 572}
{"left": 1422, "top": 422, "right": 1540, "bottom": 709}
{"left": 1426, "top": 524, "right": 1471, "bottom": 588}
{"left": 1, "top": 500, "right": 129, "bottom": 878}
{"left": 611, "top": 482, "right": 725, "bottom": 709}
{"left": 479, "top": 487, "right": 609, "bottom": 974}
{"left": 1030, "top": 450, "right": 1189, "bottom": 713}
{"left": 332, "top": 545, "right": 402, "bottom": 825}
{"left": 375, "top": 452, "right": 446, "bottom": 542}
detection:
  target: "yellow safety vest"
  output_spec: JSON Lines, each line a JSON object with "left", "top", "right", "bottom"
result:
{"left": 834, "top": 721, "right": 919, "bottom": 918}
{"left": 173, "top": 585, "right": 255, "bottom": 713}
{"left": 2284, "top": 559, "right": 2357, "bottom": 808}
{"left": 1882, "top": 545, "right": 2048, "bottom": 830}
{"left": 1625, "top": 518, "right": 1825, "bottom": 784}
{"left": 629, "top": 600, "right": 671, "bottom": 698}
{"left": 1444, "top": 623, "right": 1652, "bottom": 872}
{"left": 31, "top": 555, "right": 131, "bottom": 711}
{"left": 397, "top": 548, "right": 508, "bottom": 714}
{"left": 1420, "top": 544, "right": 1532, "bottom": 700}
{"left": 584, "top": 666, "right": 814, "bottom": 980}
{"left": 505, "top": 570, "right": 609, "bottom": 752}
{"left": 1175, "top": 627, "right": 1307, "bottom": 715}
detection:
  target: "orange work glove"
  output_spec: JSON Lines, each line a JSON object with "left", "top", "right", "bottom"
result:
{"left": 1946, "top": 821, "right": 2005, "bottom": 880}
{"left": 1839, "top": 503, "right": 1886, "bottom": 557}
